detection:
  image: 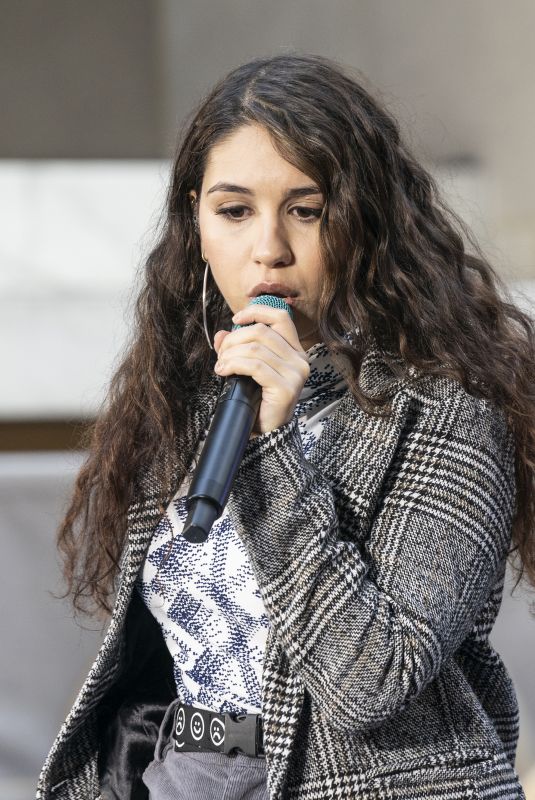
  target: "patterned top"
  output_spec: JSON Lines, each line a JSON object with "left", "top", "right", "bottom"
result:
{"left": 135, "top": 332, "right": 355, "bottom": 715}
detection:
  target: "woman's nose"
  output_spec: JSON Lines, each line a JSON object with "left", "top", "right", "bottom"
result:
{"left": 251, "top": 219, "right": 292, "bottom": 267}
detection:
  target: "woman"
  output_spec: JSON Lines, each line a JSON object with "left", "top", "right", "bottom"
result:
{"left": 36, "top": 53, "right": 534, "bottom": 800}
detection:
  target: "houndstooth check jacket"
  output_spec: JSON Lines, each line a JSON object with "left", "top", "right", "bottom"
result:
{"left": 36, "top": 343, "right": 526, "bottom": 800}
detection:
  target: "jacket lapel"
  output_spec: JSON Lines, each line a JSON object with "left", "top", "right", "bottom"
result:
{"left": 308, "top": 346, "right": 412, "bottom": 539}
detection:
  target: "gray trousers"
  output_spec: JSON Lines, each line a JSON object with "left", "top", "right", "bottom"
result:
{"left": 141, "top": 698, "right": 270, "bottom": 799}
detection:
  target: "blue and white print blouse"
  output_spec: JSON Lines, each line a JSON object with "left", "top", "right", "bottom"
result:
{"left": 136, "top": 332, "right": 356, "bottom": 715}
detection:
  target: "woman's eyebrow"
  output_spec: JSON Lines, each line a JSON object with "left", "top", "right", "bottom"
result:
{"left": 206, "top": 182, "right": 322, "bottom": 199}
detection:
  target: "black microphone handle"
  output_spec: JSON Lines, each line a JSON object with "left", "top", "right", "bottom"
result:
{"left": 181, "top": 293, "right": 294, "bottom": 543}
{"left": 181, "top": 373, "right": 262, "bottom": 542}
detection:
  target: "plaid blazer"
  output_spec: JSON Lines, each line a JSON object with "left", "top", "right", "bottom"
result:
{"left": 36, "top": 344, "right": 526, "bottom": 799}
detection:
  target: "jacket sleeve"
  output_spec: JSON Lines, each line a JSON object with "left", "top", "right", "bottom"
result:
{"left": 224, "top": 385, "right": 517, "bottom": 734}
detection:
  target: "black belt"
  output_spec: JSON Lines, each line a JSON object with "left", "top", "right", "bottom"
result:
{"left": 172, "top": 702, "right": 265, "bottom": 758}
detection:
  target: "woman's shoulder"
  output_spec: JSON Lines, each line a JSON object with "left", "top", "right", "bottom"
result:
{"left": 362, "top": 344, "right": 512, "bottom": 456}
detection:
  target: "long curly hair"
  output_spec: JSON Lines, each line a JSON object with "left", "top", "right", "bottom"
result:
{"left": 56, "top": 52, "right": 535, "bottom": 621}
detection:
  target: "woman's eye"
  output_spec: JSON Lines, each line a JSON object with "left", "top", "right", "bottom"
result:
{"left": 217, "top": 205, "right": 248, "bottom": 221}
{"left": 293, "top": 206, "right": 322, "bottom": 221}
{"left": 216, "top": 205, "right": 322, "bottom": 223}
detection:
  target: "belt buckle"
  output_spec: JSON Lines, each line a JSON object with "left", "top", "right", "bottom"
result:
{"left": 222, "top": 712, "right": 260, "bottom": 756}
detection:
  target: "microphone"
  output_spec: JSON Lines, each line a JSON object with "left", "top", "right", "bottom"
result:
{"left": 181, "top": 294, "right": 295, "bottom": 543}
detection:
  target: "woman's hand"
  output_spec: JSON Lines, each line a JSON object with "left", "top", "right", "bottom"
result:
{"left": 213, "top": 305, "right": 311, "bottom": 436}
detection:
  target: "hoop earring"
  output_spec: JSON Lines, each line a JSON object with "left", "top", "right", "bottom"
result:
{"left": 201, "top": 254, "right": 215, "bottom": 351}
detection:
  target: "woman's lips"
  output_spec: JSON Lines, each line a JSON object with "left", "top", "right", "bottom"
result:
{"left": 248, "top": 281, "right": 298, "bottom": 299}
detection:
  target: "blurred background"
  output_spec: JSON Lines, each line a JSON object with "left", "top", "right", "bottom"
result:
{"left": 1, "top": 1, "right": 535, "bottom": 798}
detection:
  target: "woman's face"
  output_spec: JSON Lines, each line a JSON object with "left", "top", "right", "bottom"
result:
{"left": 189, "top": 123, "right": 325, "bottom": 350}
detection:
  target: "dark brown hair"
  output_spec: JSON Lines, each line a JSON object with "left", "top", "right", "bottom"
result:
{"left": 56, "top": 52, "right": 535, "bottom": 621}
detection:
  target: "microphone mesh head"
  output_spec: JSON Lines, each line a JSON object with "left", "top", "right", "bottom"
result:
{"left": 231, "top": 294, "right": 294, "bottom": 330}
